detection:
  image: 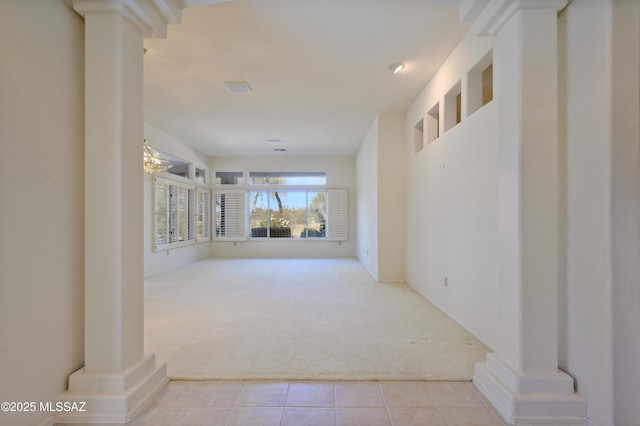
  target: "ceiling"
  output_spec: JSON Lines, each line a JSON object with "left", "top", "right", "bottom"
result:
{"left": 143, "top": 0, "right": 470, "bottom": 157}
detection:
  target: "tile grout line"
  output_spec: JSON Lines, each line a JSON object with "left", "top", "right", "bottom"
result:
{"left": 278, "top": 382, "right": 290, "bottom": 426}
{"left": 467, "top": 381, "right": 508, "bottom": 425}
{"left": 169, "top": 381, "right": 199, "bottom": 426}
{"left": 378, "top": 382, "right": 396, "bottom": 426}
{"left": 422, "top": 382, "right": 453, "bottom": 426}
{"left": 153, "top": 380, "right": 507, "bottom": 426}
{"left": 223, "top": 381, "right": 246, "bottom": 426}
{"left": 334, "top": 381, "right": 338, "bottom": 426}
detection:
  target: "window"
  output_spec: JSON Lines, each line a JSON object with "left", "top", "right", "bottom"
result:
{"left": 211, "top": 171, "right": 345, "bottom": 242}
{"left": 248, "top": 190, "right": 326, "bottom": 238}
{"left": 249, "top": 171, "right": 326, "bottom": 186}
{"left": 305, "top": 191, "right": 326, "bottom": 238}
{"left": 154, "top": 178, "right": 194, "bottom": 250}
{"left": 156, "top": 151, "right": 190, "bottom": 178}
{"left": 154, "top": 177, "right": 210, "bottom": 251}
{"left": 213, "top": 188, "right": 347, "bottom": 241}
{"left": 214, "top": 171, "right": 348, "bottom": 241}
{"left": 215, "top": 171, "right": 244, "bottom": 185}
{"left": 195, "top": 167, "right": 207, "bottom": 184}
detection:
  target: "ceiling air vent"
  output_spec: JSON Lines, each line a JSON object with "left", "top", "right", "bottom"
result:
{"left": 224, "top": 81, "right": 252, "bottom": 94}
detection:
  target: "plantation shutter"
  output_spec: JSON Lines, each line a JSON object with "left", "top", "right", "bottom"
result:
{"left": 167, "top": 184, "right": 178, "bottom": 243}
{"left": 327, "top": 189, "right": 348, "bottom": 241}
{"left": 175, "top": 186, "right": 192, "bottom": 242}
{"left": 154, "top": 180, "right": 169, "bottom": 248}
{"left": 154, "top": 177, "right": 197, "bottom": 251}
{"left": 196, "top": 188, "right": 211, "bottom": 241}
{"left": 215, "top": 190, "right": 246, "bottom": 240}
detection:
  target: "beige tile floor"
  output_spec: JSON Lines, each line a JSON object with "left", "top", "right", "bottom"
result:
{"left": 130, "top": 380, "right": 509, "bottom": 426}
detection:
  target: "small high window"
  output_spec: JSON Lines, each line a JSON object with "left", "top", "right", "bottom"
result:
{"left": 156, "top": 150, "right": 190, "bottom": 178}
{"left": 215, "top": 171, "right": 244, "bottom": 185}
{"left": 195, "top": 167, "right": 207, "bottom": 184}
{"left": 249, "top": 171, "right": 326, "bottom": 186}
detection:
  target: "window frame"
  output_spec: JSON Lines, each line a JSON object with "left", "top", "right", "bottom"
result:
{"left": 153, "top": 168, "right": 346, "bottom": 246}
{"left": 247, "top": 189, "right": 327, "bottom": 240}
{"left": 214, "top": 171, "right": 245, "bottom": 185}
{"left": 153, "top": 176, "right": 210, "bottom": 252}
{"left": 248, "top": 171, "right": 327, "bottom": 186}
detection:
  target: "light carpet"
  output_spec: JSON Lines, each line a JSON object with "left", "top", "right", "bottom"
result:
{"left": 144, "top": 258, "right": 489, "bottom": 381}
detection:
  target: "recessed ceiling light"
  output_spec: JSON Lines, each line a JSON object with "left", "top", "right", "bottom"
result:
{"left": 389, "top": 63, "right": 405, "bottom": 74}
{"left": 266, "top": 139, "right": 283, "bottom": 145}
{"left": 224, "top": 81, "right": 252, "bottom": 94}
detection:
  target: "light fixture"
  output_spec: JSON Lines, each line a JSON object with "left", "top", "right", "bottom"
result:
{"left": 143, "top": 139, "right": 173, "bottom": 175}
{"left": 389, "top": 63, "right": 405, "bottom": 74}
{"left": 224, "top": 81, "right": 252, "bottom": 94}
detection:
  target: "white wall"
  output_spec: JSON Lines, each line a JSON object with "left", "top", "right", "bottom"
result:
{"left": 562, "top": 3, "right": 614, "bottom": 425}
{"left": 143, "top": 124, "right": 211, "bottom": 277}
{"left": 355, "top": 112, "right": 407, "bottom": 283}
{"left": 210, "top": 155, "right": 356, "bottom": 258}
{"left": 377, "top": 112, "right": 407, "bottom": 283}
{"left": 610, "top": 1, "right": 640, "bottom": 422}
{"left": 560, "top": 1, "right": 640, "bottom": 424}
{"left": 0, "top": 1, "right": 85, "bottom": 425}
{"left": 405, "top": 32, "right": 498, "bottom": 350}
{"left": 356, "top": 117, "right": 380, "bottom": 279}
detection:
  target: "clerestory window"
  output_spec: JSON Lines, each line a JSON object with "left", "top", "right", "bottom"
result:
{"left": 248, "top": 171, "right": 326, "bottom": 186}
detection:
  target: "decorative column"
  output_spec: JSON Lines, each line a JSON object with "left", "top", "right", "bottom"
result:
{"left": 469, "top": 1, "right": 587, "bottom": 424}
{"left": 58, "top": 1, "right": 170, "bottom": 423}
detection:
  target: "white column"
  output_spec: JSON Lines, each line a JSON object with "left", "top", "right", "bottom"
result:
{"left": 473, "top": 2, "right": 587, "bottom": 424}
{"left": 58, "top": 1, "right": 168, "bottom": 423}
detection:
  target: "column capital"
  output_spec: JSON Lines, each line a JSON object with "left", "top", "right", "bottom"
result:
{"left": 72, "top": 0, "right": 182, "bottom": 38}
{"left": 437, "top": 0, "right": 568, "bottom": 37}
{"left": 71, "top": 0, "right": 235, "bottom": 38}
{"left": 488, "top": 0, "right": 568, "bottom": 36}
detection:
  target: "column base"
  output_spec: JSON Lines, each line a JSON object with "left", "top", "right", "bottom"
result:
{"left": 54, "top": 354, "right": 168, "bottom": 424}
{"left": 474, "top": 353, "right": 587, "bottom": 425}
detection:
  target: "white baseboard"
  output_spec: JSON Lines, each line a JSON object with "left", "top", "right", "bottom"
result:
{"left": 474, "top": 353, "right": 587, "bottom": 426}
{"left": 47, "top": 354, "right": 168, "bottom": 424}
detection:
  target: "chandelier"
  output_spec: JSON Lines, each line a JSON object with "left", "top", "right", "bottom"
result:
{"left": 143, "top": 139, "right": 172, "bottom": 175}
